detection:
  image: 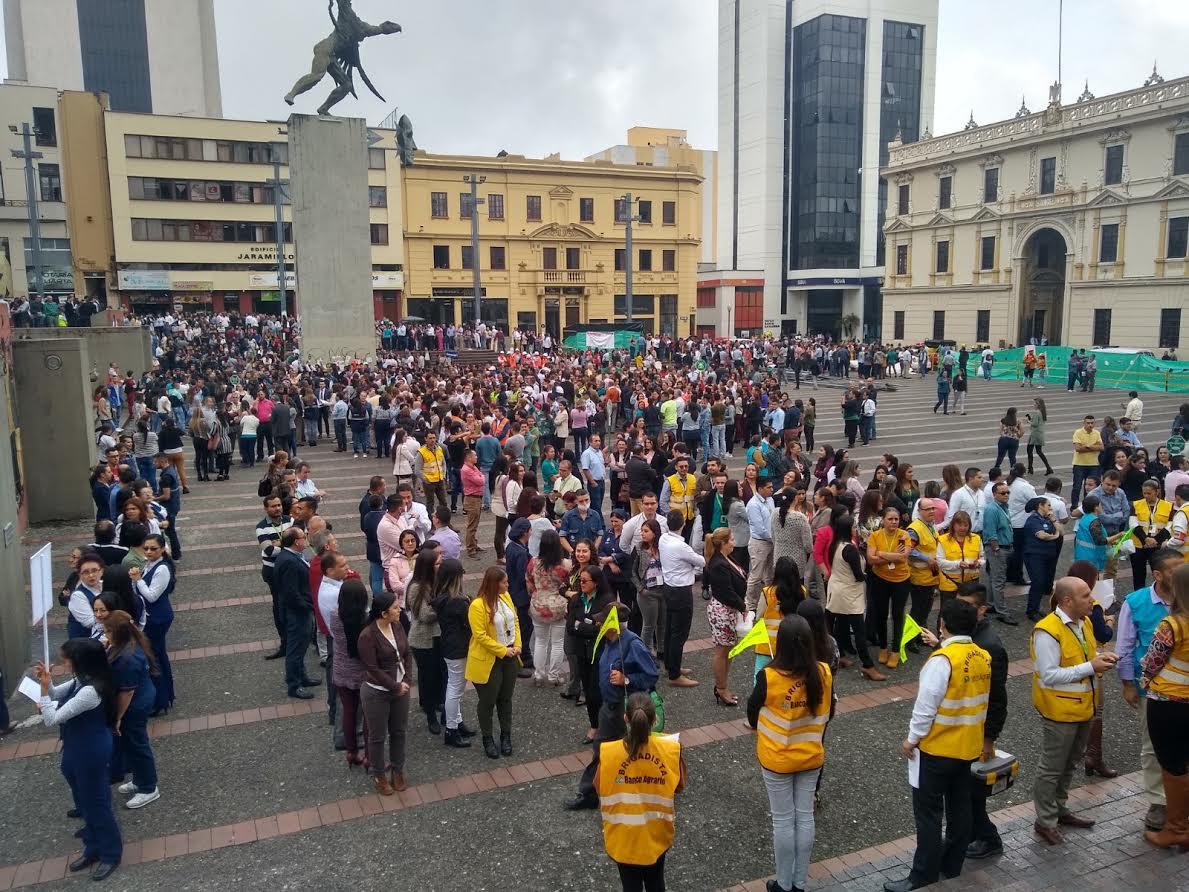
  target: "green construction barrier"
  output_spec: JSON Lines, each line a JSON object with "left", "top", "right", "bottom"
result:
{"left": 985, "top": 347, "right": 1189, "bottom": 393}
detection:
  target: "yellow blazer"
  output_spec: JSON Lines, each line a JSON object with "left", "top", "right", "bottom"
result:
{"left": 465, "top": 591, "right": 523, "bottom": 684}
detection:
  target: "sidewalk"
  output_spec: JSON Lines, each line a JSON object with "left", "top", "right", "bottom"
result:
{"left": 727, "top": 772, "right": 1188, "bottom": 892}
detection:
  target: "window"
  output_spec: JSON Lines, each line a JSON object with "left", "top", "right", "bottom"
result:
{"left": 487, "top": 193, "right": 504, "bottom": 220}
{"left": 490, "top": 246, "right": 506, "bottom": 270}
{"left": 370, "top": 224, "right": 388, "bottom": 245}
{"left": 1099, "top": 223, "right": 1119, "bottom": 263}
{"left": 938, "top": 176, "right": 952, "bottom": 210}
{"left": 579, "top": 197, "right": 594, "bottom": 223}
{"left": 1093, "top": 308, "right": 1112, "bottom": 346}
{"left": 935, "top": 240, "right": 949, "bottom": 273}
{"left": 614, "top": 198, "right": 629, "bottom": 223}
{"left": 976, "top": 309, "right": 991, "bottom": 343}
{"left": 662, "top": 249, "right": 676, "bottom": 272}
{"left": 368, "top": 186, "right": 387, "bottom": 208}
{"left": 432, "top": 245, "right": 450, "bottom": 269}
{"left": 983, "top": 168, "right": 998, "bottom": 203}
{"left": 614, "top": 295, "right": 655, "bottom": 315}
{"left": 659, "top": 294, "right": 678, "bottom": 337}
{"left": 526, "top": 195, "right": 542, "bottom": 222}
{"left": 1104, "top": 144, "right": 1125, "bottom": 186}
{"left": 38, "top": 164, "right": 62, "bottom": 201}
{"left": 980, "top": 235, "right": 996, "bottom": 270}
{"left": 430, "top": 191, "right": 448, "bottom": 218}
{"left": 895, "top": 244, "right": 908, "bottom": 276}
{"left": 614, "top": 248, "right": 625, "bottom": 271}
{"left": 893, "top": 310, "right": 905, "bottom": 340}
{"left": 542, "top": 247, "right": 557, "bottom": 270}
{"left": 460, "top": 192, "right": 473, "bottom": 219}
{"left": 697, "top": 288, "right": 716, "bottom": 308}
{"left": 1167, "top": 216, "right": 1188, "bottom": 258}
{"left": 897, "top": 184, "right": 910, "bottom": 215}
{"left": 1160, "top": 308, "right": 1182, "bottom": 349}
{"left": 1040, "top": 157, "right": 1056, "bottom": 195}
{"left": 565, "top": 247, "right": 580, "bottom": 270}
{"left": 733, "top": 287, "right": 763, "bottom": 334}
{"left": 662, "top": 201, "right": 676, "bottom": 225}
{"left": 637, "top": 200, "right": 652, "bottom": 224}
{"left": 32, "top": 107, "right": 56, "bottom": 146}
{"left": 368, "top": 148, "right": 385, "bottom": 169}
{"left": 932, "top": 310, "right": 945, "bottom": 340}
{"left": 461, "top": 245, "right": 474, "bottom": 270}
{"left": 1176, "top": 133, "right": 1189, "bottom": 176}
{"left": 638, "top": 249, "right": 653, "bottom": 271}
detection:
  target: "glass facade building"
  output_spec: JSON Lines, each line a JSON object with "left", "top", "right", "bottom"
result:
{"left": 788, "top": 14, "right": 866, "bottom": 272}
{"left": 77, "top": 0, "right": 153, "bottom": 114}
{"left": 876, "top": 21, "right": 924, "bottom": 266}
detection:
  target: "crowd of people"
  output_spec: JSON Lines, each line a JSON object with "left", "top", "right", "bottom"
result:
{"left": 8, "top": 308, "right": 1189, "bottom": 889}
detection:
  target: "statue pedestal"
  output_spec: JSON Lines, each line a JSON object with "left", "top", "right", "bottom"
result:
{"left": 289, "top": 114, "right": 375, "bottom": 362}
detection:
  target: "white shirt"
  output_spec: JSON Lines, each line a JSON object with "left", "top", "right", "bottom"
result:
{"left": 68, "top": 584, "right": 101, "bottom": 633}
{"left": 395, "top": 502, "right": 431, "bottom": 541}
{"left": 296, "top": 478, "right": 321, "bottom": 500}
{"left": 494, "top": 598, "right": 517, "bottom": 646}
{"left": 1006, "top": 478, "right": 1038, "bottom": 528}
{"left": 1126, "top": 397, "right": 1144, "bottom": 423}
{"left": 1043, "top": 494, "right": 1070, "bottom": 524}
{"left": 658, "top": 530, "right": 705, "bottom": 587}
{"left": 941, "top": 485, "right": 986, "bottom": 532}
{"left": 906, "top": 635, "right": 973, "bottom": 745}
{"left": 620, "top": 510, "right": 660, "bottom": 553}
{"left": 317, "top": 577, "right": 343, "bottom": 632}
{"left": 133, "top": 558, "right": 172, "bottom": 604}
{"left": 1032, "top": 606, "right": 1095, "bottom": 685}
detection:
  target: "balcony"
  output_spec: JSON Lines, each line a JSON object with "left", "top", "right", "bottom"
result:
{"left": 541, "top": 270, "right": 587, "bottom": 284}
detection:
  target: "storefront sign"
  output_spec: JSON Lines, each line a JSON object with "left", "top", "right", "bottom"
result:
{"left": 372, "top": 273, "right": 404, "bottom": 288}
{"left": 787, "top": 276, "right": 883, "bottom": 287}
{"left": 117, "top": 270, "right": 171, "bottom": 290}
{"left": 248, "top": 272, "right": 297, "bottom": 288}
{"left": 172, "top": 280, "right": 213, "bottom": 291}
{"left": 432, "top": 287, "right": 485, "bottom": 297}
{"left": 36, "top": 268, "right": 75, "bottom": 293}
{"left": 236, "top": 250, "right": 295, "bottom": 262}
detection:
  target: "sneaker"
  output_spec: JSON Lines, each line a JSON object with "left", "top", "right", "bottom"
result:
{"left": 117, "top": 781, "right": 137, "bottom": 795}
{"left": 125, "top": 789, "right": 160, "bottom": 809}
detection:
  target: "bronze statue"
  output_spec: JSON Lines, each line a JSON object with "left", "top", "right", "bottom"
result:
{"left": 285, "top": 0, "right": 401, "bottom": 116}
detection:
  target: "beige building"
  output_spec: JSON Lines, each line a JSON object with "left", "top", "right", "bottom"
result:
{"left": 91, "top": 108, "right": 405, "bottom": 317}
{"left": 880, "top": 70, "right": 1189, "bottom": 350}
{"left": 401, "top": 147, "right": 702, "bottom": 338}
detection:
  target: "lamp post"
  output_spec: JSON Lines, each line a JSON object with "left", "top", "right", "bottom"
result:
{"left": 620, "top": 192, "right": 640, "bottom": 321}
{"left": 463, "top": 173, "right": 486, "bottom": 328}
{"left": 10, "top": 122, "right": 45, "bottom": 301}
{"left": 268, "top": 139, "right": 289, "bottom": 318}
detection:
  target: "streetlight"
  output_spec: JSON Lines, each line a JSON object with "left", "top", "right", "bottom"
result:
{"left": 268, "top": 134, "right": 289, "bottom": 318}
{"left": 10, "top": 122, "right": 45, "bottom": 302}
{"left": 463, "top": 173, "right": 486, "bottom": 329}
{"left": 619, "top": 192, "right": 640, "bottom": 321}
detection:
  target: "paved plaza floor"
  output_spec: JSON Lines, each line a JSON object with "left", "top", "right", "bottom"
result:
{"left": 2, "top": 373, "right": 1186, "bottom": 890}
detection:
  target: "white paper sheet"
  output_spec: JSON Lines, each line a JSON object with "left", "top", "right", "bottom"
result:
{"left": 16, "top": 675, "right": 42, "bottom": 704}
{"left": 908, "top": 751, "right": 920, "bottom": 788}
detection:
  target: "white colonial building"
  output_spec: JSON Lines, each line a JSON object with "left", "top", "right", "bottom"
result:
{"left": 880, "top": 70, "right": 1189, "bottom": 351}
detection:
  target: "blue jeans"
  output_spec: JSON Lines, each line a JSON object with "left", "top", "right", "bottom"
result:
{"left": 480, "top": 465, "right": 494, "bottom": 509}
{"left": 172, "top": 406, "right": 187, "bottom": 429}
{"left": 1070, "top": 465, "right": 1095, "bottom": 511}
{"left": 449, "top": 464, "right": 463, "bottom": 511}
{"left": 993, "top": 436, "right": 1019, "bottom": 470}
{"left": 240, "top": 436, "right": 257, "bottom": 466}
{"left": 763, "top": 766, "right": 820, "bottom": 892}
{"left": 860, "top": 416, "right": 874, "bottom": 444}
{"left": 587, "top": 479, "right": 605, "bottom": 514}
{"left": 136, "top": 456, "right": 158, "bottom": 492}
{"left": 350, "top": 422, "right": 367, "bottom": 455}
{"left": 369, "top": 561, "right": 384, "bottom": 597}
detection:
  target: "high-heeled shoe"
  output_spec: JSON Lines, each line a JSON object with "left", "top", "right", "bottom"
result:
{"left": 346, "top": 751, "right": 363, "bottom": 770}
{"left": 713, "top": 687, "right": 739, "bottom": 707}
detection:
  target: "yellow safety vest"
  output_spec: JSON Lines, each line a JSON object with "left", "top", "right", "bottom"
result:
{"left": 418, "top": 445, "right": 445, "bottom": 483}
{"left": 907, "top": 519, "right": 939, "bottom": 587}
{"left": 1147, "top": 616, "right": 1189, "bottom": 700}
{"left": 1133, "top": 498, "right": 1172, "bottom": 531}
{"left": 1031, "top": 612, "right": 1098, "bottom": 723}
{"left": 937, "top": 533, "right": 982, "bottom": 593}
{"left": 666, "top": 473, "right": 697, "bottom": 520}
{"left": 754, "top": 663, "right": 833, "bottom": 774}
{"left": 1179, "top": 505, "right": 1189, "bottom": 561}
{"left": 918, "top": 640, "right": 992, "bottom": 761}
{"left": 596, "top": 734, "right": 682, "bottom": 866}
{"left": 758, "top": 585, "right": 781, "bottom": 657}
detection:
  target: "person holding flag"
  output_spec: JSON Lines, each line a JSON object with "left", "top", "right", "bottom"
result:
{"left": 566, "top": 604, "right": 660, "bottom": 812}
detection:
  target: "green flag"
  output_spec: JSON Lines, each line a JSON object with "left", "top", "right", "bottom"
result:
{"left": 593, "top": 607, "right": 620, "bottom": 655}
{"left": 1110, "top": 525, "right": 1141, "bottom": 557}
{"left": 729, "top": 618, "right": 769, "bottom": 660}
{"left": 900, "top": 614, "right": 923, "bottom": 662}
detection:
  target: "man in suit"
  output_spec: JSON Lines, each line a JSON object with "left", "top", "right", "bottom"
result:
{"left": 273, "top": 527, "right": 321, "bottom": 699}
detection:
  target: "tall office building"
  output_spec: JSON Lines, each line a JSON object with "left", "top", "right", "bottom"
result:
{"left": 699, "top": 0, "right": 937, "bottom": 339}
{"left": 3, "top": 0, "right": 222, "bottom": 117}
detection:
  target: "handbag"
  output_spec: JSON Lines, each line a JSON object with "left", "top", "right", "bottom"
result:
{"left": 650, "top": 689, "right": 666, "bottom": 732}
{"left": 734, "top": 609, "right": 755, "bottom": 639}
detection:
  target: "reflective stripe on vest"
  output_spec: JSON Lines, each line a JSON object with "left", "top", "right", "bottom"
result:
{"left": 758, "top": 586, "right": 780, "bottom": 657}
{"left": 667, "top": 473, "right": 696, "bottom": 520}
{"left": 597, "top": 735, "right": 682, "bottom": 866}
{"left": 907, "top": 519, "right": 939, "bottom": 587}
{"left": 754, "top": 664, "right": 832, "bottom": 774}
{"left": 419, "top": 446, "right": 445, "bottom": 483}
{"left": 937, "top": 533, "right": 982, "bottom": 592}
{"left": 1133, "top": 499, "right": 1172, "bottom": 531}
{"left": 1031, "top": 612, "right": 1097, "bottom": 723}
{"left": 919, "top": 642, "right": 991, "bottom": 760}
{"left": 1149, "top": 616, "right": 1189, "bottom": 700}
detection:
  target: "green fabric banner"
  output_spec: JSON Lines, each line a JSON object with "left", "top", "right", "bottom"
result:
{"left": 986, "top": 347, "right": 1189, "bottom": 393}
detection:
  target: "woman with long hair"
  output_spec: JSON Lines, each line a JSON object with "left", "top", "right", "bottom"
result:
{"left": 866, "top": 507, "right": 912, "bottom": 670}
{"left": 741, "top": 462, "right": 760, "bottom": 503}
{"left": 431, "top": 562, "right": 477, "bottom": 748}
{"left": 409, "top": 551, "right": 448, "bottom": 734}
{"left": 103, "top": 610, "right": 160, "bottom": 809}
{"left": 747, "top": 615, "right": 833, "bottom": 892}
{"left": 895, "top": 464, "right": 920, "bottom": 516}
{"left": 347, "top": 395, "right": 371, "bottom": 457}
{"left": 568, "top": 563, "right": 615, "bottom": 744}
{"left": 389, "top": 530, "right": 421, "bottom": 603}
{"left": 563, "top": 539, "right": 598, "bottom": 703}
{"left": 633, "top": 519, "right": 667, "bottom": 659}
{"left": 704, "top": 527, "right": 748, "bottom": 706}
{"left": 837, "top": 460, "right": 864, "bottom": 503}
{"left": 856, "top": 489, "right": 884, "bottom": 551}
{"left": 132, "top": 417, "right": 159, "bottom": 491}
{"left": 812, "top": 445, "right": 835, "bottom": 491}
{"left": 128, "top": 534, "right": 174, "bottom": 716}
{"left": 773, "top": 485, "right": 813, "bottom": 582}
{"left": 827, "top": 513, "right": 884, "bottom": 682}
{"left": 994, "top": 407, "right": 1023, "bottom": 471}
{"left": 936, "top": 510, "right": 986, "bottom": 618}
{"left": 466, "top": 566, "right": 523, "bottom": 758}
{"left": 330, "top": 578, "right": 370, "bottom": 768}
{"left": 527, "top": 529, "right": 571, "bottom": 687}
{"left": 595, "top": 691, "right": 686, "bottom": 892}
{"left": 940, "top": 464, "right": 963, "bottom": 503}
{"left": 1026, "top": 398, "right": 1054, "bottom": 476}
{"left": 723, "top": 479, "right": 751, "bottom": 572}
{"left": 357, "top": 590, "right": 413, "bottom": 795}
{"left": 36, "top": 637, "right": 122, "bottom": 881}
{"left": 114, "top": 498, "right": 160, "bottom": 546}
{"left": 755, "top": 557, "right": 806, "bottom": 676}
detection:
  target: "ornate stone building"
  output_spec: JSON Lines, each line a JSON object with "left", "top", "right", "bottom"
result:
{"left": 880, "top": 70, "right": 1189, "bottom": 350}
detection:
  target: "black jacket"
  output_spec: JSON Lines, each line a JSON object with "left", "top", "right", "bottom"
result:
{"left": 972, "top": 617, "right": 1008, "bottom": 741}
{"left": 704, "top": 553, "right": 747, "bottom": 612}
{"left": 431, "top": 595, "right": 472, "bottom": 660}
{"left": 273, "top": 548, "right": 313, "bottom": 614}
{"left": 505, "top": 540, "right": 530, "bottom": 608}
{"left": 625, "top": 457, "right": 657, "bottom": 499}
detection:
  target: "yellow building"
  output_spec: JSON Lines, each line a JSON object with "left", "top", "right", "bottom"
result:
{"left": 401, "top": 148, "right": 702, "bottom": 338}
{"left": 61, "top": 100, "right": 406, "bottom": 317}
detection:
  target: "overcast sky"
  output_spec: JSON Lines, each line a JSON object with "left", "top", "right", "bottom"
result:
{"left": 3, "top": 0, "right": 1187, "bottom": 159}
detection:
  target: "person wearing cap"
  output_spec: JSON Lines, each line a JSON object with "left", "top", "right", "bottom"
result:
{"left": 505, "top": 517, "right": 535, "bottom": 678}
{"left": 981, "top": 482, "right": 1018, "bottom": 625}
{"left": 1022, "top": 497, "right": 1063, "bottom": 619}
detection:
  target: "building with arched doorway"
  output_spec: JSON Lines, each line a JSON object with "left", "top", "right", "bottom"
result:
{"left": 880, "top": 70, "right": 1189, "bottom": 351}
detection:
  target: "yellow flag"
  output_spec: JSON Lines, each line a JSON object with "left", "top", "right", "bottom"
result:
{"left": 593, "top": 607, "right": 620, "bottom": 654}
{"left": 729, "top": 618, "right": 769, "bottom": 660}
{"left": 899, "top": 614, "right": 923, "bottom": 662}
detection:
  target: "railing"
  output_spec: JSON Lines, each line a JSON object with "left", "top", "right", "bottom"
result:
{"left": 541, "top": 270, "right": 586, "bottom": 283}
